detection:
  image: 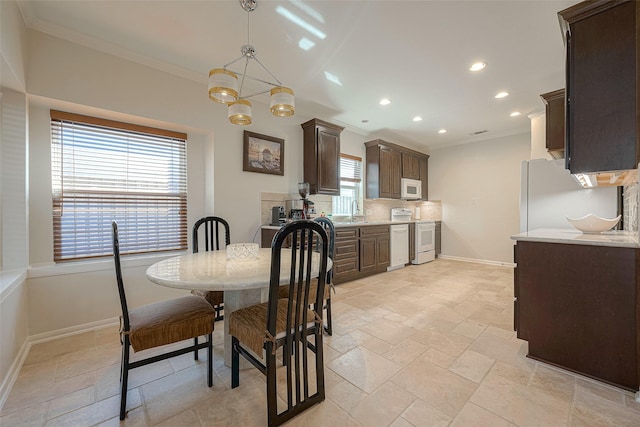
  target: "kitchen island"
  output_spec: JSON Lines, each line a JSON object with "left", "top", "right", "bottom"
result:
{"left": 511, "top": 229, "right": 639, "bottom": 393}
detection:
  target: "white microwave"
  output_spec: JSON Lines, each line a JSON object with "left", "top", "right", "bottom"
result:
{"left": 401, "top": 178, "right": 422, "bottom": 200}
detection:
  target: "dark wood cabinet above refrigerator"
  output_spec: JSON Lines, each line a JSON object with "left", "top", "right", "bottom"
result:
{"left": 540, "top": 89, "right": 565, "bottom": 159}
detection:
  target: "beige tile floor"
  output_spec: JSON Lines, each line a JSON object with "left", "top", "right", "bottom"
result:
{"left": 2, "top": 259, "right": 640, "bottom": 426}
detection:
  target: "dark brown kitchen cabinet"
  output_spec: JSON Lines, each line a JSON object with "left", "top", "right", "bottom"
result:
{"left": 261, "top": 228, "right": 277, "bottom": 248}
{"left": 359, "top": 225, "right": 390, "bottom": 275}
{"left": 514, "top": 240, "right": 640, "bottom": 391}
{"left": 419, "top": 156, "right": 428, "bottom": 200}
{"left": 301, "top": 118, "right": 344, "bottom": 195}
{"left": 333, "top": 225, "right": 390, "bottom": 284}
{"left": 261, "top": 227, "right": 292, "bottom": 248}
{"left": 401, "top": 152, "right": 420, "bottom": 179}
{"left": 540, "top": 89, "right": 565, "bottom": 158}
{"left": 365, "top": 139, "right": 429, "bottom": 200}
{"left": 333, "top": 227, "right": 359, "bottom": 283}
{"left": 559, "top": 0, "right": 640, "bottom": 173}
{"left": 365, "top": 141, "right": 402, "bottom": 199}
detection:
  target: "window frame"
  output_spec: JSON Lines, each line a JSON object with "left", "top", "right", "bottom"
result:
{"left": 332, "top": 154, "right": 363, "bottom": 216}
{"left": 50, "top": 110, "right": 188, "bottom": 262}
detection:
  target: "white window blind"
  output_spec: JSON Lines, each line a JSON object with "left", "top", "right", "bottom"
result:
{"left": 339, "top": 154, "right": 362, "bottom": 183}
{"left": 51, "top": 110, "right": 188, "bottom": 262}
{"left": 333, "top": 154, "right": 363, "bottom": 215}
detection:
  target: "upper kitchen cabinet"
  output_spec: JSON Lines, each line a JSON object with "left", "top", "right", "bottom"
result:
{"left": 401, "top": 152, "right": 420, "bottom": 179}
{"left": 301, "top": 118, "right": 344, "bottom": 195}
{"left": 365, "top": 140, "right": 401, "bottom": 199}
{"left": 540, "top": 89, "right": 565, "bottom": 159}
{"left": 365, "top": 139, "right": 429, "bottom": 200}
{"left": 559, "top": 0, "right": 640, "bottom": 174}
{"left": 419, "top": 155, "right": 428, "bottom": 200}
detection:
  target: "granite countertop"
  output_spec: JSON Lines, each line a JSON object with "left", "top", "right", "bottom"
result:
{"left": 511, "top": 228, "right": 640, "bottom": 248}
{"left": 263, "top": 219, "right": 441, "bottom": 230}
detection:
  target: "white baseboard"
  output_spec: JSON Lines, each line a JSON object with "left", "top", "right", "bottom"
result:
{"left": 0, "top": 338, "right": 30, "bottom": 411}
{"left": 437, "top": 254, "right": 515, "bottom": 268}
{"left": 28, "top": 317, "right": 119, "bottom": 346}
{"left": 0, "top": 317, "right": 120, "bottom": 411}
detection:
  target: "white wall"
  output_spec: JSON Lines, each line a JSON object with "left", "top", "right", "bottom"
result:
{"left": 1, "top": 0, "right": 28, "bottom": 92}
{"left": 22, "top": 29, "right": 372, "bottom": 336}
{"left": 0, "top": 0, "right": 30, "bottom": 406}
{"left": 429, "top": 133, "right": 530, "bottom": 264}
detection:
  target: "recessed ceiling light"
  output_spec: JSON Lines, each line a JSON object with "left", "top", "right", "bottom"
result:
{"left": 510, "top": 111, "right": 522, "bottom": 117}
{"left": 379, "top": 98, "right": 391, "bottom": 106}
{"left": 298, "top": 37, "right": 315, "bottom": 51}
{"left": 469, "top": 62, "right": 486, "bottom": 72}
{"left": 495, "top": 91, "right": 509, "bottom": 99}
{"left": 324, "top": 71, "right": 342, "bottom": 86}
{"left": 275, "top": 6, "right": 326, "bottom": 39}
{"left": 413, "top": 116, "right": 423, "bottom": 122}
{"left": 361, "top": 119, "right": 369, "bottom": 123}
{"left": 438, "top": 129, "right": 447, "bottom": 134}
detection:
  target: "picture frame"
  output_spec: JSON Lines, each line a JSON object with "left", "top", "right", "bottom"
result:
{"left": 243, "top": 131, "right": 285, "bottom": 176}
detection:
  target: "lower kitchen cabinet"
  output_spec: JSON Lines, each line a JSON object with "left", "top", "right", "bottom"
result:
{"left": 261, "top": 227, "right": 293, "bottom": 248}
{"left": 333, "top": 227, "right": 359, "bottom": 281}
{"left": 360, "top": 225, "right": 390, "bottom": 275}
{"left": 514, "top": 240, "right": 639, "bottom": 391}
{"left": 334, "top": 225, "right": 390, "bottom": 284}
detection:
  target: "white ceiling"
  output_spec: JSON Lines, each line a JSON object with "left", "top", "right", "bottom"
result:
{"left": 17, "top": 0, "right": 578, "bottom": 151}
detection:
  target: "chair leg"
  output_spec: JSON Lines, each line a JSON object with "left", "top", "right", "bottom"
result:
{"left": 194, "top": 337, "right": 199, "bottom": 360}
{"left": 325, "top": 297, "right": 333, "bottom": 336}
{"left": 231, "top": 336, "right": 240, "bottom": 388}
{"left": 207, "top": 333, "right": 213, "bottom": 387}
{"left": 265, "top": 343, "right": 278, "bottom": 426}
{"left": 119, "top": 338, "right": 130, "bottom": 420}
{"left": 215, "top": 303, "right": 224, "bottom": 321}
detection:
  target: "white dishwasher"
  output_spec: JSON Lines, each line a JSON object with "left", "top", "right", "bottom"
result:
{"left": 388, "top": 208, "right": 411, "bottom": 271}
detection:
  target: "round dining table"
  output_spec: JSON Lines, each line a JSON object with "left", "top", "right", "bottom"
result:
{"left": 145, "top": 247, "right": 332, "bottom": 366}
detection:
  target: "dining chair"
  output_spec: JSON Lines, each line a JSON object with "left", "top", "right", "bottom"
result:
{"left": 278, "top": 217, "right": 335, "bottom": 335}
{"left": 111, "top": 221, "right": 215, "bottom": 420}
{"left": 229, "top": 220, "right": 329, "bottom": 426}
{"left": 191, "top": 216, "right": 230, "bottom": 321}
{"left": 312, "top": 217, "right": 336, "bottom": 335}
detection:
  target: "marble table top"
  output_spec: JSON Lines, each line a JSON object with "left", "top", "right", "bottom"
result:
{"left": 146, "top": 248, "right": 332, "bottom": 291}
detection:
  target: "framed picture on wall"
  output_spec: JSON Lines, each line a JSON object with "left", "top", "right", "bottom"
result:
{"left": 243, "top": 131, "right": 284, "bottom": 176}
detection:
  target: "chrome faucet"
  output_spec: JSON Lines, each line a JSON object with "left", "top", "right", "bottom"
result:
{"left": 350, "top": 200, "right": 359, "bottom": 222}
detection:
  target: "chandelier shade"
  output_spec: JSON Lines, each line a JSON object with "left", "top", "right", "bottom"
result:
{"left": 228, "top": 99, "right": 253, "bottom": 125}
{"left": 208, "top": 69, "right": 239, "bottom": 103}
{"left": 208, "top": 0, "right": 294, "bottom": 125}
{"left": 270, "top": 87, "right": 295, "bottom": 117}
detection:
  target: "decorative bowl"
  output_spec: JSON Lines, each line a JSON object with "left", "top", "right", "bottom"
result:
{"left": 226, "top": 243, "right": 259, "bottom": 261}
{"left": 566, "top": 214, "right": 621, "bottom": 234}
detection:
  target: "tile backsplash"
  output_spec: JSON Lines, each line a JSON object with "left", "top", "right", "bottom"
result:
{"left": 363, "top": 199, "right": 442, "bottom": 221}
{"left": 623, "top": 181, "right": 638, "bottom": 232}
{"left": 260, "top": 192, "right": 442, "bottom": 224}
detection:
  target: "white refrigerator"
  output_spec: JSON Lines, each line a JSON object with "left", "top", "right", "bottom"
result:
{"left": 520, "top": 159, "right": 618, "bottom": 232}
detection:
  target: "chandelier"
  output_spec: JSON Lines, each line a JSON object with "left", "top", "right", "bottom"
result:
{"left": 208, "top": 0, "right": 295, "bottom": 125}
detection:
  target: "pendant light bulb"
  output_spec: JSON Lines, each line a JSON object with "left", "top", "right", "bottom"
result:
{"left": 228, "top": 99, "right": 252, "bottom": 125}
{"left": 270, "top": 87, "right": 295, "bottom": 117}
